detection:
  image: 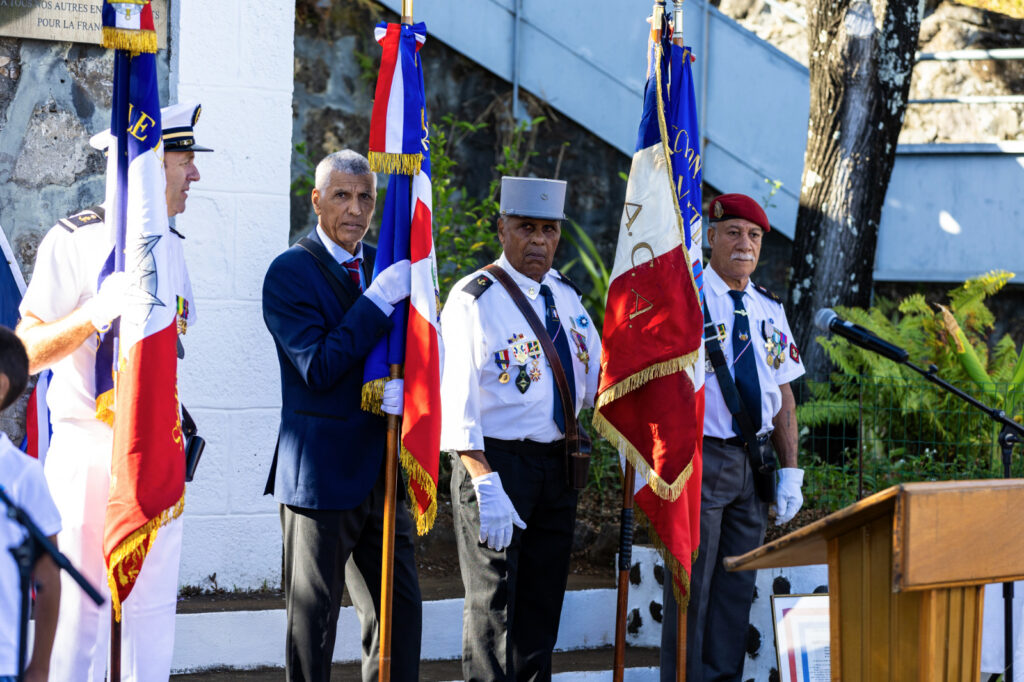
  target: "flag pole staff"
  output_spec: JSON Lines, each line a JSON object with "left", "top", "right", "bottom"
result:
{"left": 666, "top": 5, "right": 691, "bottom": 678}
{"left": 668, "top": 7, "right": 690, "bottom": 680}
{"left": 612, "top": 462, "right": 636, "bottom": 682}
{"left": 378, "top": 3, "right": 415, "bottom": 680}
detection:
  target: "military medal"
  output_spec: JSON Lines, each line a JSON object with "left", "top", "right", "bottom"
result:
{"left": 515, "top": 365, "right": 531, "bottom": 393}
{"left": 493, "top": 349, "right": 511, "bottom": 384}
{"left": 575, "top": 315, "right": 589, "bottom": 329}
{"left": 510, "top": 340, "right": 531, "bottom": 365}
{"left": 527, "top": 341, "right": 543, "bottom": 382}
{"left": 176, "top": 296, "right": 189, "bottom": 335}
{"left": 570, "top": 328, "right": 590, "bottom": 371}
{"left": 761, "top": 321, "right": 787, "bottom": 369}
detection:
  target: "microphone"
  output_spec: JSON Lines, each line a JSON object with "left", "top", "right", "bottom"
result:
{"left": 814, "top": 308, "right": 909, "bottom": 363}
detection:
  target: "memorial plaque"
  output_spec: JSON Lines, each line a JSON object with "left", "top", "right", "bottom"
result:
{"left": 0, "top": 1, "right": 168, "bottom": 48}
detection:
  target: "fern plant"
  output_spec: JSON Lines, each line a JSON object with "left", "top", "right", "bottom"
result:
{"left": 800, "top": 271, "right": 1024, "bottom": 489}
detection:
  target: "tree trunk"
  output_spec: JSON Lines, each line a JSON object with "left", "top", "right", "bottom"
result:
{"left": 787, "top": 0, "right": 922, "bottom": 378}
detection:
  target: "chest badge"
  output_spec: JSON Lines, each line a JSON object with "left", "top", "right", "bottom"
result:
{"left": 515, "top": 365, "right": 531, "bottom": 394}
{"left": 176, "top": 296, "right": 189, "bottom": 335}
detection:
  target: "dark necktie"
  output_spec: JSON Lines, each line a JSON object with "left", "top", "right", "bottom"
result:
{"left": 728, "top": 289, "right": 762, "bottom": 437}
{"left": 540, "top": 284, "right": 576, "bottom": 434}
{"left": 343, "top": 258, "right": 362, "bottom": 291}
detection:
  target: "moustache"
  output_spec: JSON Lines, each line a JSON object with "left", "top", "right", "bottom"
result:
{"left": 730, "top": 253, "right": 755, "bottom": 262}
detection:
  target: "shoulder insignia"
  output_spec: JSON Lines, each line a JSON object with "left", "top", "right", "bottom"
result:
{"left": 753, "top": 283, "right": 782, "bottom": 304}
{"left": 462, "top": 273, "right": 494, "bottom": 299}
{"left": 57, "top": 205, "right": 105, "bottom": 233}
{"left": 556, "top": 271, "right": 582, "bottom": 297}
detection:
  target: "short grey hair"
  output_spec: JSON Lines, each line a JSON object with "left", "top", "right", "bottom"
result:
{"left": 314, "top": 150, "right": 374, "bottom": 192}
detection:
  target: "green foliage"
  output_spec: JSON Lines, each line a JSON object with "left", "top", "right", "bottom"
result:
{"left": 430, "top": 113, "right": 547, "bottom": 301}
{"left": 559, "top": 220, "right": 610, "bottom": 333}
{"left": 291, "top": 141, "right": 317, "bottom": 199}
{"left": 761, "top": 178, "right": 783, "bottom": 209}
{"left": 800, "top": 271, "right": 1024, "bottom": 510}
{"left": 579, "top": 408, "right": 622, "bottom": 495}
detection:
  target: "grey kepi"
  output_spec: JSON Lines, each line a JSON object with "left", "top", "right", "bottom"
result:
{"left": 499, "top": 176, "right": 567, "bottom": 220}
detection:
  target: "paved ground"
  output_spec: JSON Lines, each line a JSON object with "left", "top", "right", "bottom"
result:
{"left": 172, "top": 646, "right": 660, "bottom": 680}
{"left": 177, "top": 573, "right": 614, "bottom": 614}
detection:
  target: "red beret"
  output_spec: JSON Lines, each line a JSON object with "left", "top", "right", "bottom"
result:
{"left": 708, "top": 193, "right": 770, "bottom": 232}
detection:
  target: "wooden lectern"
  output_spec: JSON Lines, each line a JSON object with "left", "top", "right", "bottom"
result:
{"left": 725, "top": 480, "right": 1024, "bottom": 681}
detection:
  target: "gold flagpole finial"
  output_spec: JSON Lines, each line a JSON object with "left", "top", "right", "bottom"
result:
{"left": 402, "top": 0, "right": 413, "bottom": 24}
{"left": 652, "top": 0, "right": 666, "bottom": 33}
{"left": 673, "top": 2, "right": 684, "bottom": 43}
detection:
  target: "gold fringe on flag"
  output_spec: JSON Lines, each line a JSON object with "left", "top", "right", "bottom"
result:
{"left": 594, "top": 352, "right": 698, "bottom": 409}
{"left": 95, "top": 388, "right": 116, "bottom": 427}
{"left": 635, "top": 506, "right": 698, "bottom": 609}
{"left": 593, "top": 408, "right": 695, "bottom": 502}
{"left": 101, "top": 27, "right": 158, "bottom": 54}
{"left": 361, "top": 377, "right": 389, "bottom": 416}
{"left": 106, "top": 492, "right": 185, "bottom": 622}
{"left": 368, "top": 151, "right": 423, "bottom": 176}
{"left": 399, "top": 443, "right": 437, "bottom": 535}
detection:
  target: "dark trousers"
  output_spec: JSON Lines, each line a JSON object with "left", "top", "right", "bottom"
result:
{"left": 451, "top": 439, "right": 579, "bottom": 682}
{"left": 660, "top": 438, "right": 768, "bottom": 682}
{"left": 281, "top": 465, "right": 422, "bottom": 682}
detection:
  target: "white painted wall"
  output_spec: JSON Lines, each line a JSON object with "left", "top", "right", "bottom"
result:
{"left": 169, "top": 0, "right": 294, "bottom": 591}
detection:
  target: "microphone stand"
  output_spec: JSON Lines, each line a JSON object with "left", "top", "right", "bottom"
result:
{"left": 897, "top": 360, "right": 1024, "bottom": 681}
{"left": 1, "top": 486, "right": 104, "bottom": 682}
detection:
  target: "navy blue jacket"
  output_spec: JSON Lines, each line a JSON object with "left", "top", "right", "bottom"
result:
{"left": 262, "top": 230, "right": 392, "bottom": 510}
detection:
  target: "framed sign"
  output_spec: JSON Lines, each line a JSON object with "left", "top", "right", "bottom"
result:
{"left": 771, "top": 593, "right": 831, "bottom": 682}
{"left": 0, "top": 1, "right": 167, "bottom": 47}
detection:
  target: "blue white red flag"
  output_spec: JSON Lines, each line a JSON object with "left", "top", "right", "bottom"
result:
{"left": 594, "top": 20, "right": 705, "bottom": 605}
{"left": 99, "top": 0, "right": 187, "bottom": 621}
{"left": 363, "top": 21, "right": 443, "bottom": 534}
{"left": 0, "top": 227, "right": 51, "bottom": 463}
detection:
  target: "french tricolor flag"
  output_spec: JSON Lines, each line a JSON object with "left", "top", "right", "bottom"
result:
{"left": 363, "top": 21, "right": 442, "bottom": 535}
{"left": 0, "top": 223, "right": 51, "bottom": 463}
{"left": 100, "top": 1, "right": 186, "bottom": 621}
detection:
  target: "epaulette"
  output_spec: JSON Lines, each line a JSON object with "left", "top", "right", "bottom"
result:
{"left": 556, "top": 271, "right": 582, "bottom": 297}
{"left": 753, "top": 282, "right": 782, "bottom": 304}
{"left": 461, "top": 272, "right": 494, "bottom": 299}
{"left": 57, "top": 205, "right": 105, "bottom": 233}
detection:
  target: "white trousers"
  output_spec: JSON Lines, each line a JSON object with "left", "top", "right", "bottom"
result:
{"left": 45, "top": 420, "right": 182, "bottom": 682}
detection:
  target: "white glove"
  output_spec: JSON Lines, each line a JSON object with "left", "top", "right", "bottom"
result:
{"left": 84, "top": 271, "right": 132, "bottom": 331}
{"left": 471, "top": 472, "right": 526, "bottom": 551}
{"left": 774, "top": 467, "right": 804, "bottom": 525}
{"left": 364, "top": 259, "right": 411, "bottom": 311}
{"left": 381, "top": 379, "right": 404, "bottom": 416}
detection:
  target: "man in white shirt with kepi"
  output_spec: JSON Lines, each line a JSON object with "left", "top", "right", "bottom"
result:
{"left": 661, "top": 193, "right": 805, "bottom": 682}
{"left": 15, "top": 102, "right": 209, "bottom": 682}
{"left": 440, "top": 176, "right": 602, "bottom": 682}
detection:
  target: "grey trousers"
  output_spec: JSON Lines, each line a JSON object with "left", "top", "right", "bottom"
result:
{"left": 281, "top": 466, "right": 422, "bottom": 682}
{"left": 660, "top": 438, "right": 768, "bottom": 682}
{"left": 451, "top": 439, "right": 579, "bottom": 682}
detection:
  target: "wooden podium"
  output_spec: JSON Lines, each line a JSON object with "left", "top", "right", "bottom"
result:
{"left": 724, "top": 480, "right": 1024, "bottom": 681}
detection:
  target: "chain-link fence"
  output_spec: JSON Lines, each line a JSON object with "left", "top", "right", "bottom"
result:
{"left": 795, "top": 374, "right": 1023, "bottom": 513}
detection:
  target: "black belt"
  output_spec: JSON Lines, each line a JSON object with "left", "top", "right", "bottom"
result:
{"left": 483, "top": 437, "right": 564, "bottom": 458}
{"left": 703, "top": 434, "right": 770, "bottom": 449}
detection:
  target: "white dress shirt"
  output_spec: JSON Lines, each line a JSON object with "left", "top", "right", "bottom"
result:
{"left": 702, "top": 265, "right": 804, "bottom": 438}
{"left": 440, "top": 253, "right": 602, "bottom": 451}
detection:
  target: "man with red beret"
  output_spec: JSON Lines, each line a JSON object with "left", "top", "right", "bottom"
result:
{"left": 661, "top": 193, "right": 805, "bottom": 681}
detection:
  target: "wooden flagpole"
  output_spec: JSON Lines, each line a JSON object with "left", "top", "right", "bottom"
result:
{"left": 670, "top": 4, "right": 687, "bottom": 680}
{"left": 612, "top": 462, "right": 636, "bottom": 682}
{"left": 378, "top": 5, "right": 415, "bottom": 681}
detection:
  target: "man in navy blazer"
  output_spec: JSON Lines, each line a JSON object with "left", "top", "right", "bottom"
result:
{"left": 262, "top": 149, "right": 421, "bottom": 682}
